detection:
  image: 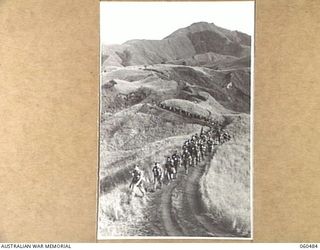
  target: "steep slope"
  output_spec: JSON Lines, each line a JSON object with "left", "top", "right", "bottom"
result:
{"left": 200, "top": 114, "right": 251, "bottom": 236}
{"left": 168, "top": 22, "right": 250, "bottom": 58}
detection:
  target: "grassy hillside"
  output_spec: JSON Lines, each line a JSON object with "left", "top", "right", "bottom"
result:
{"left": 98, "top": 104, "right": 203, "bottom": 237}
{"left": 200, "top": 114, "right": 251, "bottom": 236}
{"left": 101, "top": 64, "right": 250, "bottom": 114}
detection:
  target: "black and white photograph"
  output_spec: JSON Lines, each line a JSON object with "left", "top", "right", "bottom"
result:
{"left": 98, "top": 1, "right": 254, "bottom": 239}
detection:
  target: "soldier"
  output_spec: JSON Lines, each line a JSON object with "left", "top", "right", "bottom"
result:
{"left": 200, "top": 131, "right": 207, "bottom": 142}
{"left": 172, "top": 151, "right": 181, "bottom": 178}
{"left": 223, "top": 131, "right": 231, "bottom": 141}
{"left": 182, "top": 144, "right": 187, "bottom": 152}
{"left": 195, "top": 143, "right": 201, "bottom": 164}
{"left": 152, "top": 162, "right": 163, "bottom": 191}
{"left": 165, "top": 156, "right": 176, "bottom": 182}
{"left": 129, "top": 165, "right": 145, "bottom": 197}
{"left": 194, "top": 133, "right": 199, "bottom": 141}
{"left": 213, "top": 136, "right": 219, "bottom": 146}
{"left": 207, "top": 137, "right": 213, "bottom": 154}
{"left": 216, "top": 128, "right": 221, "bottom": 144}
{"left": 207, "top": 138, "right": 213, "bottom": 154}
{"left": 207, "top": 130, "right": 212, "bottom": 140}
{"left": 219, "top": 129, "right": 227, "bottom": 143}
{"left": 181, "top": 148, "right": 191, "bottom": 174}
{"left": 199, "top": 140, "right": 206, "bottom": 161}
{"left": 187, "top": 139, "right": 193, "bottom": 154}
{"left": 190, "top": 143, "right": 199, "bottom": 166}
{"left": 190, "top": 137, "right": 195, "bottom": 148}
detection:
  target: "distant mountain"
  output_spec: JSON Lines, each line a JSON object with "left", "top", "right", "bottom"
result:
{"left": 101, "top": 22, "right": 251, "bottom": 68}
{"left": 100, "top": 21, "right": 252, "bottom": 114}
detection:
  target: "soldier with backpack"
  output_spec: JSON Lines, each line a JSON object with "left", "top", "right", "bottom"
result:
{"left": 181, "top": 148, "right": 191, "bottom": 174}
{"left": 223, "top": 131, "right": 231, "bottom": 141}
{"left": 207, "top": 137, "right": 213, "bottom": 154}
{"left": 191, "top": 142, "right": 200, "bottom": 165}
{"left": 129, "top": 165, "right": 145, "bottom": 197}
{"left": 216, "top": 128, "right": 221, "bottom": 144}
{"left": 199, "top": 140, "right": 206, "bottom": 161}
{"left": 165, "top": 156, "right": 176, "bottom": 182}
{"left": 200, "top": 131, "right": 207, "bottom": 143}
{"left": 152, "top": 162, "right": 163, "bottom": 191}
{"left": 172, "top": 151, "right": 181, "bottom": 178}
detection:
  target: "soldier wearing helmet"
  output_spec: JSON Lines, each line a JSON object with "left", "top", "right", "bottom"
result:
{"left": 152, "top": 162, "right": 163, "bottom": 191}
{"left": 129, "top": 165, "right": 145, "bottom": 197}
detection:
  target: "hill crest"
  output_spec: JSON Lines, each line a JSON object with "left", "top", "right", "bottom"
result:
{"left": 102, "top": 22, "right": 251, "bottom": 68}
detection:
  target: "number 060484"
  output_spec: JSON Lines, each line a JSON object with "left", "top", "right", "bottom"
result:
{"left": 300, "top": 244, "right": 318, "bottom": 248}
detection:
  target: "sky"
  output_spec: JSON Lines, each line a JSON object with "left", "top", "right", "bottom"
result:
{"left": 100, "top": 1, "right": 255, "bottom": 45}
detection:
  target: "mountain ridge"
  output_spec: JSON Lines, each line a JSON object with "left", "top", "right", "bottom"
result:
{"left": 102, "top": 22, "right": 251, "bottom": 68}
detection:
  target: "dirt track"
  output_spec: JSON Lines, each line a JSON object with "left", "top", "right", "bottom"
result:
{"left": 141, "top": 149, "right": 239, "bottom": 237}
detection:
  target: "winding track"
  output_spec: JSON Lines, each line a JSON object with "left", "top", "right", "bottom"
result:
{"left": 142, "top": 148, "right": 239, "bottom": 237}
{"left": 134, "top": 103, "right": 240, "bottom": 237}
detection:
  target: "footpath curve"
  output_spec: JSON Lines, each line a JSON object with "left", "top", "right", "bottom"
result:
{"left": 141, "top": 148, "right": 238, "bottom": 237}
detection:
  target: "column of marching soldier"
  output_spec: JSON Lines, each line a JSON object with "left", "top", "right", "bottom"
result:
{"left": 129, "top": 122, "right": 231, "bottom": 196}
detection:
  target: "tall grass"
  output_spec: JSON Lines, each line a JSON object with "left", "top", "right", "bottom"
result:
{"left": 98, "top": 183, "right": 149, "bottom": 237}
{"left": 98, "top": 132, "right": 201, "bottom": 237}
{"left": 200, "top": 115, "right": 251, "bottom": 236}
